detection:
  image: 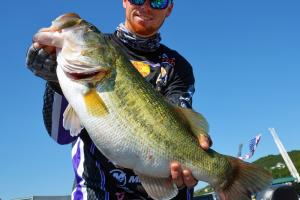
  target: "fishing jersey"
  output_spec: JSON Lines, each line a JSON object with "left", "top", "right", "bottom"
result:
{"left": 43, "top": 32, "right": 195, "bottom": 200}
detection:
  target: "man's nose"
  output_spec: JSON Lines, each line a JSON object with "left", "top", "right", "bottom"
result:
{"left": 139, "top": 0, "right": 152, "bottom": 11}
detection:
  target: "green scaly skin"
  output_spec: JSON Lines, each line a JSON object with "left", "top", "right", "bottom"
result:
{"left": 82, "top": 28, "right": 233, "bottom": 185}
{"left": 54, "top": 14, "right": 233, "bottom": 187}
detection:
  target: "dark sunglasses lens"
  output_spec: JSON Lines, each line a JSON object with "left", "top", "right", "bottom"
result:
{"left": 151, "top": 0, "right": 169, "bottom": 9}
{"left": 129, "top": 0, "right": 145, "bottom": 5}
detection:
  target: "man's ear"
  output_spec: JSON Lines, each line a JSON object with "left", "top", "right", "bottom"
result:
{"left": 166, "top": 3, "right": 174, "bottom": 17}
{"left": 123, "top": 0, "right": 127, "bottom": 9}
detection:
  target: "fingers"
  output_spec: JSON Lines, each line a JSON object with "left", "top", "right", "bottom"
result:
{"left": 26, "top": 43, "right": 53, "bottom": 67}
{"left": 33, "top": 42, "right": 56, "bottom": 54}
{"left": 32, "top": 48, "right": 51, "bottom": 70}
{"left": 26, "top": 44, "right": 40, "bottom": 66}
{"left": 27, "top": 44, "right": 56, "bottom": 69}
{"left": 170, "top": 162, "right": 197, "bottom": 189}
{"left": 26, "top": 43, "right": 58, "bottom": 82}
{"left": 33, "top": 42, "right": 42, "bottom": 49}
{"left": 45, "top": 46, "right": 56, "bottom": 54}
{"left": 44, "top": 54, "right": 57, "bottom": 72}
{"left": 198, "top": 134, "right": 213, "bottom": 150}
{"left": 33, "top": 31, "right": 64, "bottom": 48}
{"left": 170, "top": 161, "right": 184, "bottom": 188}
{"left": 31, "top": 26, "right": 58, "bottom": 57}
{"left": 182, "top": 169, "right": 197, "bottom": 188}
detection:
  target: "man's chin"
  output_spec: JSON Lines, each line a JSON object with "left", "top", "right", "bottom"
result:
{"left": 132, "top": 24, "right": 157, "bottom": 37}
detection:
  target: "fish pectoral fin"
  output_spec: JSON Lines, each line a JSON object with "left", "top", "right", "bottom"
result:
{"left": 63, "top": 104, "right": 84, "bottom": 136}
{"left": 83, "top": 88, "right": 108, "bottom": 117}
{"left": 137, "top": 173, "right": 178, "bottom": 200}
{"left": 173, "top": 106, "right": 210, "bottom": 138}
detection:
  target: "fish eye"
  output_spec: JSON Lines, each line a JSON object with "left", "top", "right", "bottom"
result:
{"left": 88, "top": 24, "right": 100, "bottom": 33}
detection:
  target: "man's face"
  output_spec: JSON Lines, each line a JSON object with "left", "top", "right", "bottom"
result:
{"left": 123, "top": 0, "right": 173, "bottom": 37}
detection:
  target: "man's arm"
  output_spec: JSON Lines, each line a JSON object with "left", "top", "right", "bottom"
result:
{"left": 160, "top": 53, "right": 212, "bottom": 188}
{"left": 26, "top": 43, "right": 58, "bottom": 82}
{"left": 162, "top": 56, "right": 212, "bottom": 147}
{"left": 26, "top": 43, "right": 78, "bottom": 144}
{"left": 43, "top": 82, "right": 78, "bottom": 144}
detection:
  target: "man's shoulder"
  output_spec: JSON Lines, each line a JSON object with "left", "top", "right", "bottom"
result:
{"left": 159, "top": 44, "right": 192, "bottom": 68}
{"left": 159, "top": 43, "right": 177, "bottom": 55}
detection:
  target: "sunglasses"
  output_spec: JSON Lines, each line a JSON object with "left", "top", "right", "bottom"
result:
{"left": 128, "top": 0, "right": 173, "bottom": 10}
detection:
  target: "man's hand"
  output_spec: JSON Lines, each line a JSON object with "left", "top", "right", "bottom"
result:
{"left": 26, "top": 42, "right": 58, "bottom": 82}
{"left": 198, "top": 134, "right": 212, "bottom": 150}
{"left": 170, "top": 134, "right": 212, "bottom": 189}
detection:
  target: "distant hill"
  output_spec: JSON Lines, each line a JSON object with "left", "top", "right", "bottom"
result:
{"left": 194, "top": 150, "right": 300, "bottom": 196}
{"left": 254, "top": 150, "right": 300, "bottom": 179}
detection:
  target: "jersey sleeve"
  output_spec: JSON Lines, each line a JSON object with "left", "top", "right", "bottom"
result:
{"left": 162, "top": 52, "right": 195, "bottom": 109}
{"left": 43, "top": 82, "right": 78, "bottom": 144}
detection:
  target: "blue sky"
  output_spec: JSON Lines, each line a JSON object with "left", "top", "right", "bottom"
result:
{"left": 0, "top": 0, "right": 299, "bottom": 199}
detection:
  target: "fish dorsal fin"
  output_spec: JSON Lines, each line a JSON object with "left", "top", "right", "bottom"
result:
{"left": 63, "top": 104, "right": 84, "bottom": 136}
{"left": 137, "top": 173, "right": 178, "bottom": 200}
{"left": 173, "top": 106, "right": 209, "bottom": 138}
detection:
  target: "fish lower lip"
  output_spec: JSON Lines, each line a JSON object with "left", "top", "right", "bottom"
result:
{"left": 66, "top": 71, "right": 100, "bottom": 80}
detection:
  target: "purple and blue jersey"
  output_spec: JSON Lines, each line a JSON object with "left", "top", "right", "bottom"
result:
{"left": 42, "top": 32, "right": 195, "bottom": 200}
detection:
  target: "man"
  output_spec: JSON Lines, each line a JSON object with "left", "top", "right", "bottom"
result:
{"left": 26, "top": 0, "right": 212, "bottom": 199}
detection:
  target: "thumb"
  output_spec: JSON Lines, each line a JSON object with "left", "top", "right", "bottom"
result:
{"left": 198, "top": 134, "right": 212, "bottom": 150}
{"left": 33, "top": 31, "right": 64, "bottom": 49}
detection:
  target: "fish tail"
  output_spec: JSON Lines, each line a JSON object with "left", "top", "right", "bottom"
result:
{"left": 216, "top": 156, "right": 272, "bottom": 200}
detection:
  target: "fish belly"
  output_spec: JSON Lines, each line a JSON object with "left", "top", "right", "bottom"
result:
{"left": 86, "top": 113, "right": 170, "bottom": 177}
{"left": 57, "top": 65, "right": 170, "bottom": 178}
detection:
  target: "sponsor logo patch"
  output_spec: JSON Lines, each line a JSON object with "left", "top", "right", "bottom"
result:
{"left": 131, "top": 61, "right": 151, "bottom": 77}
{"left": 110, "top": 169, "right": 141, "bottom": 186}
{"left": 110, "top": 169, "right": 127, "bottom": 186}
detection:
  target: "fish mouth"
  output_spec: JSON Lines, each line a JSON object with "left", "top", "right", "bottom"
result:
{"left": 65, "top": 70, "right": 109, "bottom": 81}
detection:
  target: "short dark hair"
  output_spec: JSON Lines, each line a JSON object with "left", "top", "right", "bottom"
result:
{"left": 271, "top": 186, "right": 298, "bottom": 200}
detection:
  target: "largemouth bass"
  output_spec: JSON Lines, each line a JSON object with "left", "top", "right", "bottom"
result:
{"left": 34, "top": 13, "right": 272, "bottom": 200}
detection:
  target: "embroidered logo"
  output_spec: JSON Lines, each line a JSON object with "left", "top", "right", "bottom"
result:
{"left": 160, "top": 53, "right": 176, "bottom": 66}
{"left": 128, "top": 175, "right": 140, "bottom": 183}
{"left": 156, "top": 53, "right": 176, "bottom": 91}
{"left": 110, "top": 169, "right": 127, "bottom": 186}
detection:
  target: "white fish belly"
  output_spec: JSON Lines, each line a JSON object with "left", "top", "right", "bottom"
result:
{"left": 85, "top": 111, "right": 170, "bottom": 178}
{"left": 57, "top": 65, "right": 170, "bottom": 177}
